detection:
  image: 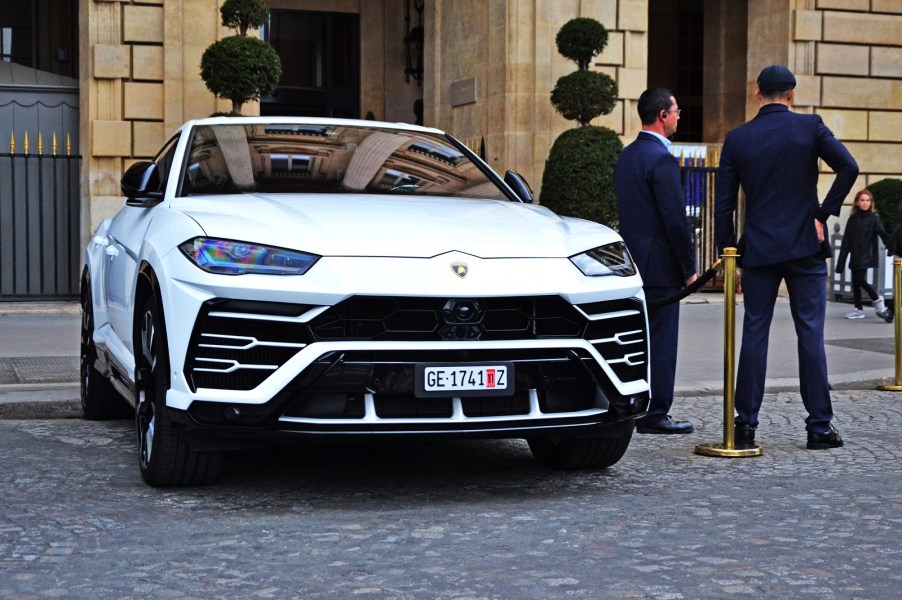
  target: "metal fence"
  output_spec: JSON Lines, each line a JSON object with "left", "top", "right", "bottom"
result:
{"left": 0, "top": 131, "right": 81, "bottom": 299}
{"left": 679, "top": 151, "right": 743, "bottom": 290}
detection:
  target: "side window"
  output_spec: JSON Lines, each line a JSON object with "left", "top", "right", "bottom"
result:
{"left": 153, "top": 135, "right": 181, "bottom": 193}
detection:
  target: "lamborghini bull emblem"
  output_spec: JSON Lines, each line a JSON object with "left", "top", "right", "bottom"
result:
{"left": 451, "top": 262, "right": 468, "bottom": 278}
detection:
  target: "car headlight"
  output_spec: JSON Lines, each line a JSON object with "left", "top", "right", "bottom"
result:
{"left": 179, "top": 237, "right": 319, "bottom": 275}
{"left": 570, "top": 242, "right": 637, "bottom": 277}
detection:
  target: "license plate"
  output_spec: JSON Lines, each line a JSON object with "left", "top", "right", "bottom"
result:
{"left": 415, "top": 363, "right": 515, "bottom": 397}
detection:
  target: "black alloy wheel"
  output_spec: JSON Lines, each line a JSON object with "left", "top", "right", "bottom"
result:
{"left": 135, "top": 292, "right": 221, "bottom": 487}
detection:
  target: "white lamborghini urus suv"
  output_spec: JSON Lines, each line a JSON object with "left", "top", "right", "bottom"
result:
{"left": 81, "top": 117, "right": 649, "bottom": 486}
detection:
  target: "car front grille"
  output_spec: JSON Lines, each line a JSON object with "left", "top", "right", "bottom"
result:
{"left": 183, "top": 296, "right": 648, "bottom": 392}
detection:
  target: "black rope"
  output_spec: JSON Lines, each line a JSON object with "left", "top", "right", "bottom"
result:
{"left": 645, "top": 259, "right": 725, "bottom": 308}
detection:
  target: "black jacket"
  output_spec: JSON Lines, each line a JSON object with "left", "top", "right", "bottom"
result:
{"left": 838, "top": 211, "right": 889, "bottom": 271}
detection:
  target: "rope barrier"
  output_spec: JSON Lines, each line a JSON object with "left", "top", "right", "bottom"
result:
{"left": 645, "top": 257, "right": 725, "bottom": 308}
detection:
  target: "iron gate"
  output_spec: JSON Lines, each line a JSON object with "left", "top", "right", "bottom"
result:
{"left": 0, "top": 132, "right": 81, "bottom": 299}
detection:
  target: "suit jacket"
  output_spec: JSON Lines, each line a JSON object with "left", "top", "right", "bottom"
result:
{"left": 714, "top": 104, "right": 859, "bottom": 269}
{"left": 614, "top": 131, "right": 695, "bottom": 288}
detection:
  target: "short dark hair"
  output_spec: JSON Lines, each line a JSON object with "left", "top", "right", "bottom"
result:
{"left": 637, "top": 88, "right": 675, "bottom": 125}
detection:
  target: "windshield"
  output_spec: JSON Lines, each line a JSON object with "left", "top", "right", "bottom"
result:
{"left": 178, "top": 123, "right": 508, "bottom": 200}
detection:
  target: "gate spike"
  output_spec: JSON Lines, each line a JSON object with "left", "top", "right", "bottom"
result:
{"left": 38, "top": 133, "right": 43, "bottom": 155}
{"left": 67, "top": 133, "right": 71, "bottom": 156}
{"left": 24, "top": 131, "right": 29, "bottom": 155}
{"left": 52, "top": 132, "right": 58, "bottom": 156}
{"left": 9, "top": 132, "right": 13, "bottom": 153}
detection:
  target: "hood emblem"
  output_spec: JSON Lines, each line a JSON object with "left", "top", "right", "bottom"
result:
{"left": 451, "top": 262, "right": 468, "bottom": 278}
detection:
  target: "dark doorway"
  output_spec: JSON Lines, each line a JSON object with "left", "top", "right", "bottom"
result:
{"left": 261, "top": 10, "right": 360, "bottom": 118}
{"left": 648, "top": 0, "right": 703, "bottom": 143}
{"left": 0, "top": 0, "right": 79, "bottom": 79}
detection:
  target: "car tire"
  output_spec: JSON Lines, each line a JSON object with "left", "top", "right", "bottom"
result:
{"left": 527, "top": 423, "right": 633, "bottom": 470}
{"left": 135, "top": 293, "right": 222, "bottom": 487}
{"left": 81, "top": 277, "right": 131, "bottom": 420}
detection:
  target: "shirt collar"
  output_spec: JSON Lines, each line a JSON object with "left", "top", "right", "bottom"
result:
{"left": 641, "top": 130, "right": 672, "bottom": 150}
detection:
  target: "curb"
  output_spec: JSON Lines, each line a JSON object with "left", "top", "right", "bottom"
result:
{"left": 0, "top": 302, "right": 80, "bottom": 316}
{"left": 0, "top": 384, "right": 82, "bottom": 419}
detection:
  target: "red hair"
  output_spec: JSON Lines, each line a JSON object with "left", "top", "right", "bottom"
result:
{"left": 851, "top": 189, "right": 876, "bottom": 215}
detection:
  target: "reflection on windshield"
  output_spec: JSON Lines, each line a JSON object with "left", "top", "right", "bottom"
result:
{"left": 179, "top": 124, "right": 508, "bottom": 200}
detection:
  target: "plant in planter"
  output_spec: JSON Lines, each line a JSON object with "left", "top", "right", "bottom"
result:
{"left": 200, "top": 0, "right": 282, "bottom": 116}
{"left": 870, "top": 178, "right": 902, "bottom": 236}
{"left": 540, "top": 18, "right": 621, "bottom": 227}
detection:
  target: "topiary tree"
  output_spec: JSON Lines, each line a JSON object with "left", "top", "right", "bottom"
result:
{"left": 540, "top": 17, "right": 621, "bottom": 227}
{"left": 871, "top": 178, "right": 902, "bottom": 235}
{"left": 200, "top": 0, "right": 282, "bottom": 115}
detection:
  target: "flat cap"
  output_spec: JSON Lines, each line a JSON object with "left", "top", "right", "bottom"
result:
{"left": 757, "top": 65, "right": 796, "bottom": 92}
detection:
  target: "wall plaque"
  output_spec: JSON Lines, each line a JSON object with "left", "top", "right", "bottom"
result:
{"left": 450, "top": 78, "right": 477, "bottom": 107}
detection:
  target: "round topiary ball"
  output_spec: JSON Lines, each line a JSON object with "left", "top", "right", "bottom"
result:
{"left": 220, "top": 0, "right": 270, "bottom": 35}
{"left": 551, "top": 70, "right": 618, "bottom": 127}
{"left": 540, "top": 125, "right": 623, "bottom": 227}
{"left": 555, "top": 18, "right": 609, "bottom": 71}
{"left": 200, "top": 35, "right": 282, "bottom": 114}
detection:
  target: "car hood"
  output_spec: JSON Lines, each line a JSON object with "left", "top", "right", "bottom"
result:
{"left": 169, "top": 194, "right": 620, "bottom": 258}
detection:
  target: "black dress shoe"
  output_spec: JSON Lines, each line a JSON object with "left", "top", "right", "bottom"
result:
{"left": 636, "top": 415, "right": 694, "bottom": 434}
{"left": 735, "top": 423, "right": 756, "bottom": 448}
{"left": 807, "top": 424, "right": 843, "bottom": 449}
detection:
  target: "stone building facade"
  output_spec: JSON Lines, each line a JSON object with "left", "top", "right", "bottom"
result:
{"left": 79, "top": 0, "right": 902, "bottom": 245}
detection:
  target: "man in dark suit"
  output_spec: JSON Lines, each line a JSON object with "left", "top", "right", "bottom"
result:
{"left": 615, "top": 88, "right": 697, "bottom": 434}
{"left": 715, "top": 65, "right": 859, "bottom": 449}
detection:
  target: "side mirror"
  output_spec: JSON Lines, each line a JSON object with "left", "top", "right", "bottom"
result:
{"left": 504, "top": 170, "right": 533, "bottom": 204}
{"left": 121, "top": 161, "right": 164, "bottom": 206}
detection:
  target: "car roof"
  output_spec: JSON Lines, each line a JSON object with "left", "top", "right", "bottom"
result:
{"left": 183, "top": 116, "right": 446, "bottom": 137}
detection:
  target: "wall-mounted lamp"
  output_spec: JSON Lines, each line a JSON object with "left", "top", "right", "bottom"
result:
{"left": 404, "top": 0, "right": 424, "bottom": 85}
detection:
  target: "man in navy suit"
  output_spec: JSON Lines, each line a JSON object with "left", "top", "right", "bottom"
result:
{"left": 715, "top": 65, "right": 858, "bottom": 449}
{"left": 615, "top": 88, "right": 697, "bottom": 434}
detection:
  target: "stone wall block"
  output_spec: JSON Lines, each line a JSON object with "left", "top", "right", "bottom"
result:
{"left": 794, "top": 10, "right": 822, "bottom": 41}
{"left": 617, "top": 67, "right": 647, "bottom": 99}
{"left": 581, "top": 0, "right": 617, "bottom": 27}
{"left": 816, "top": 43, "right": 868, "bottom": 75}
{"left": 93, "top": 44, "right": 130, "bottom": 79}
{"left": 822, "top": 76, "right": 898, "bottom": 109}
{"left": 872, "top": 47, "right": 902, "bottom": 78}
{"left": 132, "top": 122, "right": 166, "bottom": 158}
{"left": 845, "top": 142, "right": 902, "bottom": 173}
{"left": 92, "top": 121, "right": 132, "bottom": 157}
{"left": 823, "top": 11, "right": 902, "bottom": 46}
{"left": 597, "top": 32, "right": 624, "bottom": 66}
{"left": 595, "top": 100, "right": 624, "bottom": 134}
{"left": 133, "top": 46, "right": 164, "bottom": 81}
{"left": 618, "top": 0, "right": 648, "bottom": 32}
{"left": 183, "top": 80, "right": 218, "bottom": 120}
{"left": 124, "top": 82, "right": 165, "bottom": 120}
{"left": 816, "top": 0, "right": 870, "bottom": 10}
{"left": 123, "top": 5, "right": 164, "bottom": 43}
{"left": 622, "top": 31, "right": 646, "bottom": 68}
{"left": 868, "top": 112, "right": 902, "bottom": 142}
{"left": 816, "top": 109, "right": 868, "bottom": 140}
{"left": 872, "top": 0, "right": 902, "bottom": 14}
{"left": 795, "top": 75, "right": 823, "bottom": 107}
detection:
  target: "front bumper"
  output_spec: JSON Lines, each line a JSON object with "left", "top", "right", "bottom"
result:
{"left": 164, "top": 295, "right": 650, "bottom": 442}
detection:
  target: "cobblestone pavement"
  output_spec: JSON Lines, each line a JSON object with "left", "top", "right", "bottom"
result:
{"left": 1, "top": 391, "right": 900, "bottom": 599}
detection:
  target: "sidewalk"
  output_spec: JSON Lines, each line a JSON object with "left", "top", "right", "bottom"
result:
{"left": 0, "top": 294, "right": 897, "bottom": 418}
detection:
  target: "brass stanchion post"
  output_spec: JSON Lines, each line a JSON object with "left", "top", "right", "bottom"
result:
{"left": 878, "top": 257, "right": 902, "bottom": 391}
{"left": 695, "top": 247, "right": 763, "bottom": 457}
